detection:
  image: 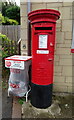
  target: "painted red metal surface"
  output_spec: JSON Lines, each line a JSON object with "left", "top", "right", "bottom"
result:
{"left": 71, "top": 49, "right": 74, "bottom": 53}
{"left": 28, "top": 9, "right": 60, "bottom": 85}
{"left": 28, "top": 9, "right": 60, "bottom": 24}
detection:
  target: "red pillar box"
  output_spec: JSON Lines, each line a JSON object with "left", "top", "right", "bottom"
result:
{"left": 28, "top": 9, "right": 60, "bottom": 108}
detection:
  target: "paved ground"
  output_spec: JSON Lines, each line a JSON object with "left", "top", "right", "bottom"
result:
{"left": 2, "top": 88, "right": 13, "bottom": 119}
{"left": 0, "top": 87, "right": 2, "bottom": 120}
{"left": 1, "top": 84, "right": 74, "bottom": 119}
{"left": 1, "top": 67, "right": 74, "bottom": 119}
{"left": 0, "top": 53, "right": 22, "bottom": 119}
{"left": 2, "top": 74, "right": 13, "bottom": 119}
{"left": 22, "top": 93, "right": 73, "bottom": 119}
{"left": 2, "top": 81, "right": 22, "bottom": 119}
{"left": 1, "top": 68, "right": 22, "bottom": 119}
{"left": 0, "top": 56, "right": 2, "bottom": 119}
{"left": 12, "top": 96, "right": 22, "bottom": 119}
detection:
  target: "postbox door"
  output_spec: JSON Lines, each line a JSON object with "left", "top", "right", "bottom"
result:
{"left": 32, "top": 25, "right": 55, "bottom": 85}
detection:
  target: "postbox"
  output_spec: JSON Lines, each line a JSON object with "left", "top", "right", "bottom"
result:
{"left": 28, "top": 9, "right": 60, "bottom": 108}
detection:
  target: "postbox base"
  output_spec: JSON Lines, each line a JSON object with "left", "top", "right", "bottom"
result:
{"left": 31, "top": 83, "right": 52, "bottom": 109}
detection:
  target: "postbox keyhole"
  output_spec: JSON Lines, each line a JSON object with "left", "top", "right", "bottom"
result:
{"left": 50, "top": 42, "right": 54, "bottom": 47}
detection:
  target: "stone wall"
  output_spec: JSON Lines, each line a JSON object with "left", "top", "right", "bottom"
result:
{"left": 20, "top": 2, "right": 73, "bottom": 93}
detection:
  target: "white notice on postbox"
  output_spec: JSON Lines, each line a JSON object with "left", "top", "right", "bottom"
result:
{"left": 5, "top": 60, "right": 24, "bottom": 69}
{"left": 37, "top": 50, "right": 49, "bottom": 54}
{"left": 39, "top": 35, "right": 48, "bottom": 49}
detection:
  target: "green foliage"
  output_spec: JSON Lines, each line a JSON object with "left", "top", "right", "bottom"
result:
{"left": 0, "top": 13, "right": 18, "bottom": 25}
{"left": 6, "top": 6, "right": 20, "bottom": 24}
{"left": 2, "top": 2, "right": 16, "bottom": 17}
{"left": 8, "top": 18, "right": 18, "bottom": 25}
{"left": 0, "top": 34, "right": 11, "bottom": 78}
{"left": 4, "top": 17, "right": 18, "bottom": 25}
{"left": 2, "top": 80, "right": 8, "bottom": 89}
{"left": 0, "top": 33, "right": 17, "bottom": 78}
{"left": 2, "top": 2, "right": 20, "bottom": 24}
{"left": 18, "top": 98, "right": 26, "bottom": 105}
{"left": 0, "top": 33, "right": 10, "bottom": 58}
{"left": 1, "top": 33, "right": 17, "bottom": 58}
{"left": 0, "top": 14, "right": 5, "bottom": 25}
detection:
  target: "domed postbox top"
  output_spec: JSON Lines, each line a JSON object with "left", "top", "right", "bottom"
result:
{"left": 28, "top": 9, "right": 60, "bottom": 24}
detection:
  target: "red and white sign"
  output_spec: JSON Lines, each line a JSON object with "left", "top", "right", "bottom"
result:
{"left": 5, "top": 60, "right": 24, "bottom": 69}
{"left": 5, "top": 55, "right": 32, "bottom": 61}
{"left": 5, "top": 61, "right": 11, "bottom": 67}
{"left": 5, "top": 55, "right": 32, "bottom": 69}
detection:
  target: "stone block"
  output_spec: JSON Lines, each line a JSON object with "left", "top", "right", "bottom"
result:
{"left": 21, "top": 28, "right": 27, "bottom": 40}
{"left": 31, "top": 0, "right": 43, "bottom": 3}
{"left": 53, "top": 84, "right": 68, "bottom": 92}
{"left": 47, "top": 2, "right": 62, "bottom": 8}
{"left": 60, "top": 54, "right": 72, "bottom": 59}
{"left": 20, "top": 1, "right": 27, "bottom": 5}
{"left": 57, "top": 19, "right": 61, "bottom": 24}
{"left": 65, "top": 77, "right": 72, "bottom": 83}
{"left": 62, "top": 20, "right": 72, "bottom": 32}
{"left": 47, "top": 7, "right": 59, "bottom": 11}
{"left": 62, "top": 66, "right": 72, "bottom": 76}
{"left": 55, "top": 48, "right": 70, "bottom": 55}
{"left": 63, "top": 2, "right": 72, "bottom": 7}
{"left": 32, "top": 3, "right": 47, "bottom": 11}
{"left": 54, "top": 72, "right": 62, "bottom": 76}
{"left": 56, "top": 32, "right": 64, "bottom": 44}
{"left": 54, "top": 66, "right": 62, "bottom": 73}
{"left": 59, "top": 7, "right": 71, "bottom": 19}
{"left": 54, "top": 55, "right": 60, "bottom": 61}
{"left": 54, "top": 61, "right": 59, "bottom": 66}
{"left": 59, "top": 58, "right": 72, "bottom": 65}
{"left": 64, "top": 39, "right": 72, "bottom": 44}
{"left": 20, "top": 4, "right": 27, "bottom": 17}
{"left": 56, "top": 23, "right": 61, "bottom": 29}
{"left": 54, "top": 82, "right": 72, "bottom": 87}
{"left": 21, "top": 17, "right": 28, "bottom": 28}
{"left": 67, "top": 86, "right": 72, "bottom": 93}
{"left": 56, "top": 27, "right": 61, "bottom": 32}
{"left": 54, "top": 76, "right": 65, "bottom": 83}
{"left": 21, "top": 50, "right": 27, "bottom": 56}
{"left": 72, "top": 85, "right": 74, "bottom": 93}
{"left": 65, "top": 32, "right": 72, "bottom": 39}
{"left": 56, "top": 43, "right": 71, "bottom": 48}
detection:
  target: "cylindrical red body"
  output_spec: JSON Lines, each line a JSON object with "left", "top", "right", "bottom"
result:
{"left": 28, "top": 9, "right": 60, "bottom": 108}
